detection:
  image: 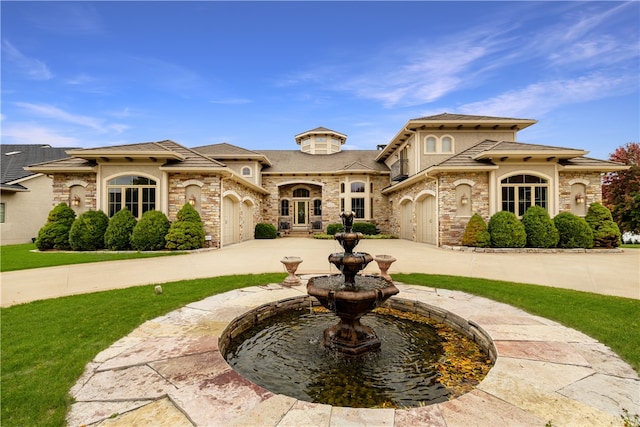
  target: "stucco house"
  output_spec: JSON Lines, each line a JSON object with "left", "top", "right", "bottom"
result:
{"left": 25, "top": 114, "right": 626, "bottom": 247}
{"left": 1, "top": 144, "right": 77, "bottom": 245}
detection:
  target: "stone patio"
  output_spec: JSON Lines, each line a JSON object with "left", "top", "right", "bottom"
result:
{"left": 67, "top": 278, "right": 639, "bottom": 426}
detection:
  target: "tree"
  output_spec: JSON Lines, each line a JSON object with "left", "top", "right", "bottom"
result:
{"left": 35, "top": 203, "right": 76, "bottom": 250}
{"left": 602, "top": 142, "right": 640, "bottom": 233}
{"left": 104, "top": 208, "right": 137, "bottom": 250}
{"left": 165, "top": 204, "right": 205, "bottom": 250}
{"left": 585, "top": 202, "right": 621, "bottom": 248}
{"left": 130, "top": 210, "right": 170, "bottom": 251}
{"left": 521, "top": 206, "right": 559, "bottom": 248}
{"left": 461, "top": 214, "right": 490, "bottom": 247}
{"left": 69, "top": 210, "right": 109, "bottom": 251}
{"left": 488, "top": 211, "right": 526, "bottom": 248}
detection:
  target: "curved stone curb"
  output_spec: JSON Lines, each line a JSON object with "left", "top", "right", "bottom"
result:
{"left": 67, "top": 279, "right": 639, "bottom": 426}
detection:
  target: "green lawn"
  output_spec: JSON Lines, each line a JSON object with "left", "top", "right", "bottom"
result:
{"left": 0, "top": 243, "right": 186, "bottom": 272}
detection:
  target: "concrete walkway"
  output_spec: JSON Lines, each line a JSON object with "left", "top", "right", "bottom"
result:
{"left": 1, "top": 238, "right": 639, "bottom": 306}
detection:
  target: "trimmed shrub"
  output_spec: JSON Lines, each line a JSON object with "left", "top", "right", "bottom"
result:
{"left": 461, "top": 214, "right": 491, "bottom": 247}
{"left": 521, "top": 205, "right": 559, "bottom": 248}
{"left": 488, "top": 211, "right": 526, "bottom": 248}
{"left": 165, "top": 204, "right": 205, "bottom": 250}
{"left": 104, "top": 208, "right": 137, "bottom": 250}
{"left": 585, "top": 202, "right": 622, "bottom": 248}
{"left": 254, "top": 222, "right": 277, "bottom": 239}
{"left": 69, "top": 210, "right": 110, "bottom": 251}
{"left": 352, "top": 222, "right": 377, "bottom": 235}
{"left": 554, "top": 212, "right": 593, "bottom": 249}
{"left": 326, "top": 223, "right": 344, "bottom": 235}
{"left": 35, "top": 203, "right": 76, "bottom": 250}
{"left": 130, "top": 210, "right": 170, "bottom": 251}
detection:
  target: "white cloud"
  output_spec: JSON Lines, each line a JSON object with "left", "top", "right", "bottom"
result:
{"left": 458, "top": 72, "right": 636, "bottom": 118}
{"left": 1, "top": 123, "right": 79, "bottom": 147}
{"left": 13, "top": 102, "right": 128, "bottom": 134}
{"left": 1, "top": 40, "right": 52, "bottom": 80}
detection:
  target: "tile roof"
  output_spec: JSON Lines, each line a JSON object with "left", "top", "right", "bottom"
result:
{"left": 1, "top": 144, "right": 77, "bottom": 185}
{"left": 256, "top": 150, "right": 388, "bottom": 174}
{"left": 156, "top": 140, "right": 226, "bottom": 169}
{"left": 193, "top": 142, "right": 264, "bottom": 157}
{"left": 411, "top": 113, "right": 536, "bottom": 122}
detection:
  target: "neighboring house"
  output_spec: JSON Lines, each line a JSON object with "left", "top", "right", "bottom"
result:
{"left": 25, "top": 114, "right": 627, "bottom": 248}
{"left": 1, "top": 144, "right": 77, "bottom": 245}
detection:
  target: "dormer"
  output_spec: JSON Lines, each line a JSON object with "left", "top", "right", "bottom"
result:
{"left": 295, "top": 127, "right": 347, "bottom": 155}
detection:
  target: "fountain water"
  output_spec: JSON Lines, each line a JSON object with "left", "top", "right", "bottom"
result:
{"left": 306, "top": 212, "right": 399, "bottom": 355}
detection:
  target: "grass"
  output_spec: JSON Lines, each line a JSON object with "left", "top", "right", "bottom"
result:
{"left": 0, "top": 273, "right": 287, "bottom": 427}
{"left": 394, "top": 273, "right": 640, "bottom": 374}
{"left": 0, "top": 243, "right": 186, "bottom": 272}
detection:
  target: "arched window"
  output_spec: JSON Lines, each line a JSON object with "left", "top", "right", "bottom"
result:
{"left": 107, "top": 175, "right": 156, "bottom": 218}
{"left": 501, "top": 174, "right": 549, "bottom": 217}
{"left": 442, "top": 136, "right": 453, "bottom": 152}
{"left": 425, "top": 136, "right": 436, "bottom": 153}
{"left": 280, "top": 199, "right": 290, "bottom": 216}
{"left": 424, "top": 135, "right": 454, "bottom": 153}
{"left": 293, "top": 188, "right": 309, "bottom": 198}
{"left": 241, "top": 166, "right": 251, "bottom": 177}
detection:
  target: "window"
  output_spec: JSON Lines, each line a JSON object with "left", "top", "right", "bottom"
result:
{"left": 107, "top": 175, "right": 156, "bottom": 218}
{"left": 313, "top": 199, "right": 322, "bottom": 216}
{"left": 501, "top": 174, "right": 548, "bottom": 217}
{"left": 0, "top": 202, "right": 5, "bottom": 223}
{"left": 424, "top": 135, "right": 454, "bottom": 153}
{"left": 426, "top": 136, "right": 436, "bottom": 153}
{"left": 241, "top": 167, "right": 251, "bottom": 176}
{"left": 351, "top": 182, "right": 365, "bottom": 193}
{"left": 340, "top": 183, "right": 345, "bottom": 193}
{"left": 442, "top": 136, "right": 452, "bottom": 152}
{"left": 280, "top": 199, "right": 290, "bottom": 216}
{"left": 352, "top": 198, "right": 365, "bottom": 218}
{"left": 293, "top": 188, "right": 309, "bottom": 198}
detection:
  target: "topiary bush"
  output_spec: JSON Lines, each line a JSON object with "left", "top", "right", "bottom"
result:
{"left": 130, "top": 210, "right": 170, "bottom": 251}
{"left": 165, "top": 204, "right": 205, "bottom": 250}
{"left": 488, "top": 211, "right": 526, "bottom": 248}
{"left": 35, "top": 203, "right": 76, "bottom": 250}
{"left": 326, "top": 223, "right": 344, "bottom": 235}
{"left": 69, "top": 210, "right": 110, "bottom": 251}
{"left": 461, "top": 213, "right": 491, "bottom": 247}
{"left": 254, "top": 222, "right": 277, "bottom": 239}
{"left": 521, "top": 205, "right": 559, "bottom": 248}
{"left": 104, "top": 208, "right": 137, "bottom": 250}
{"left": 553, "top": 212, "right": 594, "bottom": 249}
{"left": 352, "top": 222, "right": 377, "bottom": 235}
{"left": 585, "top": 202, "right": 622, "bottom": 248}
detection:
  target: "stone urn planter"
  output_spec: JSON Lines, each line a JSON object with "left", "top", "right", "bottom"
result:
{"left": 373, "top": 254, "right": 396, "bottom": 281}
{"left": 281, "top": 256, "right": 303, "bottom": 286}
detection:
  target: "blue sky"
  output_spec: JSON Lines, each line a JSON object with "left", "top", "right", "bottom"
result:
{"left": 2, "top": 1, "right": 638, "bottom": 160}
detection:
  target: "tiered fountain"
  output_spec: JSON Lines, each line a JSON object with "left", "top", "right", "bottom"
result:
{"left": 306, "top": 211, "right": 399, "bottom": 355}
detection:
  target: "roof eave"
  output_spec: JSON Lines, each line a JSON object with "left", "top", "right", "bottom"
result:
{"left": 473, "top": 150, "right": 588, "bottom": 161}
{"left": 67, "top": 150, "right": 186, "bottom": 162}
{"left": 24, "top": 165, "right": 97, "bottom": 173}
{"left": 559, "top": 164, "right": 630, "bottom": 172}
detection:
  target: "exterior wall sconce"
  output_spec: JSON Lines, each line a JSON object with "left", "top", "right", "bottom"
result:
{"left": 72, "top": 196, "right": 81, "bottom": 207}
{"left": 460, "top": 194, "right": 469, "bottom": 206}
{"left": 188, "top": 196, "right": 196, "bottom": 206}
{"left": 575, "top": 193, "right": 585, "bottom": 204}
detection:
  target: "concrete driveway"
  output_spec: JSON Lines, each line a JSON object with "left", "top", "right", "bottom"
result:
{"left": 1, "top": 238, "right": 638, "bottom": 306}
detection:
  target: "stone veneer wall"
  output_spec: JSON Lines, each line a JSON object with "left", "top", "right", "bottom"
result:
{"left": 261, "top": 175, "right": 391, "bottom": 233}
{"left": 386, "top": 178, "right": 438, "bottom": 240}
{"left": 52, "top": 173, "right": 97, "bottom": 210}
{"left": 168, "top": 174, "right": 222, "bottom": 246}
{"left": 558, "top": 171, "right": 603, "bottom": 211}
{"left": 438, "top": 172, "right": 490, "bottom": 246}
{"left": 221, "top": 177, "right": 265, "bottom": 241}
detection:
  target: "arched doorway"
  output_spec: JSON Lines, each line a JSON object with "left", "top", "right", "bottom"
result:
{"left": 416, "top": 194, "right": 436, "bottom": 244}
{"left": 399, "top": 199, "right": 413, "bottom": 241}
{"left": 222, "top": 195, "right": 239, "bottom": 246}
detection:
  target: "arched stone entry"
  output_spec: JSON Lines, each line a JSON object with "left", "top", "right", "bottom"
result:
{"left": 399, "top": 199, "right": 414, "bottom": 241}
{"left": 277, "top": 182, "right": 323, "bottom": 234}
{"left": 222, "top": 194, "right": 240, "bottom": 246}
{"left": 416, "top": 193, "right": 436, "bottom": 245}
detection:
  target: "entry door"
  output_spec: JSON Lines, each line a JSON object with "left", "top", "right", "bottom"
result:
{"left": 293, "top": 200, "right": 309, "bottom": 226}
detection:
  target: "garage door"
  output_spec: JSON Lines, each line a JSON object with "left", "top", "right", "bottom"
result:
{"left": 223, "top": 196, "right": 239, "bottom": 246}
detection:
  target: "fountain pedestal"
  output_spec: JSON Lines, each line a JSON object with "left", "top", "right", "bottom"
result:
{"left": 307, "top": 212, "right": 399, "bottom": 356}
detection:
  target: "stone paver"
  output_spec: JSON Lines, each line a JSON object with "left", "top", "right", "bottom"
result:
{"left": 66, "top": 279, "right": 640, "bottom": 426}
